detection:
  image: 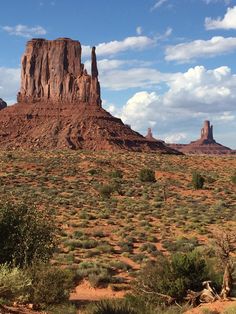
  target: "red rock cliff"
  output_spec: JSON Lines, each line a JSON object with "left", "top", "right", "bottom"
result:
{"left": 17, "top": 38, "right": 101, "bottom": 106}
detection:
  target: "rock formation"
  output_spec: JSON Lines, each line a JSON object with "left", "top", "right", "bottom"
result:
{"left": 145, "top": 128, "right": 156, "bottom": 141}
{"left": 0, "top": 38, "right": 179, "bottom": 154}
{"left": 145, "top": 128, "right": 165, "bottom": 143}
{"left": 168, "top": 120, "right": 233, "bottom": 155}
{"left": 0, "top": 98, "right": 7, "bottom": 110}
{"left": 17, "top": 38, "right": 101, "bottom": 106}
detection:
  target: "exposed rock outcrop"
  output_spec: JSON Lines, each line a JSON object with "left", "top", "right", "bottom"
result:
{"left": 0, "top": 98, "right": 7, "bottom": 110}
{"left": 17, "top": 38, "right": 101, "bottom": 106}
{"left": 0, "top": 38, "right": 179, "bottom": 154}
{"left": 168, "top": 120, "right": 233, "bottom": 155}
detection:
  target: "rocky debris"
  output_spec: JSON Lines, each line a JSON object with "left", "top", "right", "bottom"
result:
{"left": 0, "top": 98, "right": 7, "bottom": 110}
{"left": 17, "top": 38, "right": 101, "bottom": 106}
{"left": 0, "top": 38, "right": 180, "bottom": 154}
{"left": 168, "top": 120, "right": 233, "bottom": 155}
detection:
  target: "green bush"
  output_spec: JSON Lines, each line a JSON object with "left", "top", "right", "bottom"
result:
{"left": 28, "top": 264, "right": 73, "bottom": 306}
{"left": 192, "top": 172, "right": 205, "bottom": 189}
{"left": 110, "top": 170, "right": 123, "bottom": 179}
{"left": 139, "top": 168, "right": 156, "bottom": 183}
{"left": 99, "top": 184, "right": 114, "bottom": 199}
{"left": 231, "top": 174, "right": 236, "bottom": 185}
{"left": 0, "top": 264, "right": 31, "bottom": 301}
{"left": 0, "top": 203, "right": 56, "bottom": 268}
{"left": 134, "top": 251, "right": 213, "bottom": 304}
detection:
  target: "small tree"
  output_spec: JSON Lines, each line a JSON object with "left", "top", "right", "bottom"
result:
{"left": 134, "top": 251, "right": 211, "bottom": 305}
{"left": 139, "top": 168, "right": 156, "bottom": 183}
{"left": 0, "top": 203, "right": 57, "bottom": 268}
{"left": 28, "top": 264, "right": 73, "bottom": 306}
{"left": 214, "top": 231, "right": 236, "bottom": 299}
{"left": 192, "top": 172, "right": 205, "bottom": 189}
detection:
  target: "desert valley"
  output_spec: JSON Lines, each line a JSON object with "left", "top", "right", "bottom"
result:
{"left": 0, "top": 1, "right": 236, "bottom": 314}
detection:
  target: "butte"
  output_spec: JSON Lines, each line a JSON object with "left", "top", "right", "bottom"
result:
{"left": 0, "top": 38, "right": 179, "bottom": 154}
{"left": 168, "top": 120, "right": 233, "bottom": 155}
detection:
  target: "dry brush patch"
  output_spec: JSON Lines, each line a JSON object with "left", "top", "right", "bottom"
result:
{"left": 0, "top": 150, "right": 235, "bottom": 298}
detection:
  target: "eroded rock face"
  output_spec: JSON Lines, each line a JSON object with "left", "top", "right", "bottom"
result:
{"left": 17, "top": 38, "right": 101, "bottom": 106}
{"left": 0, "top": 98, "right": 7, "bottom": 110}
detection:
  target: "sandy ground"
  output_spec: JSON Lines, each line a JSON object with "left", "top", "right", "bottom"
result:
{"left": 70, "top": 279, "right": 125, "bottom": 302}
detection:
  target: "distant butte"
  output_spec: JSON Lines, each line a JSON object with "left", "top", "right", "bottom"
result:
{"left": 0, "top": 38, "right": 179, "bottom": 154}
{"left": 168, "top": 120, "right": 234, "bottom": 155}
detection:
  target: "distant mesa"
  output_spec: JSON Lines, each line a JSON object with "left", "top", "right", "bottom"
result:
{"left": 0, "top": 98, "right": 7, "bottom": 110}
{"left": 0, "top": 38, "right": 179, "bottom": 154}
{"left": 168, "top": 120, "right": 234, "bottom": 155}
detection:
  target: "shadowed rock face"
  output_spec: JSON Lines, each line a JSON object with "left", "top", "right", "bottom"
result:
{"left": 0, "top": 98, "right": 7, "bottom": 110}
{"left": 17, "top": 38, "right": 101, "bottom": 106}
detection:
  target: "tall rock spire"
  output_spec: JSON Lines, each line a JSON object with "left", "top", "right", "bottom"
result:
{"left": 91, "top": 47, "right": 98, "bottom": 78}
{"left": 200, "top": 120, "right": 214, "bottom": 141}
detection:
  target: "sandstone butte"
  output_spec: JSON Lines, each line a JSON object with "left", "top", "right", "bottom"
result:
{"left": 167, "top": 121, "right": 234, "bottom": 155}
{"left": 0, "top": 38, "right": 179, "bottom": 153}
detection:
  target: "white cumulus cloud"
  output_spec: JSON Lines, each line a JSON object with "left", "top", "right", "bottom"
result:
{"left": 164, "top": 133, "right": 187, "bottom": 143}
{"left": 110, "top": 65, "right": 236, "bottom": 142}
{"left": 0, "top": 67, "right": 20, "bottom": 104}
{"left": 2, "top": 24, "right": 47, "bottom": 38}
{"left": 205, "top": 6, "right": 236, "bottom": 30}
{"left": 165, "top": 36, "right": 236, "bottom": 62}
{"left": 82, "top": 36, "right": 156, "bottom": 57}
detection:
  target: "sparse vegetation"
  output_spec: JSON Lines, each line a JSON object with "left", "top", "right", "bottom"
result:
{"left": 192, "top": 172, "right": 205, "bottom": 189}
{"left": 0, "top": 150, "right": 235, "bottom": 312}
{"left": 139, "top": 168, "right": 156, "bottom": 182}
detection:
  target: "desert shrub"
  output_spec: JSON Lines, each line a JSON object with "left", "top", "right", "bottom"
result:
{"left": 85, "top": 299, "right": 136, "bottom": 314}
{"left": 88, "top": 270, "right": 112, "bottom": 288}
{"left": 88, "top": 169, "right": 98, "bottom": 176}
{"left": 231, "top": 174, "right": 236, "bottom": 185}
{"left": 0, "top": 264, "right": 31, "bottom": 301}
{"left": 192, "top": 172, "right": 205, "bottom": 189}
{"left": 110, "top": 169, "right": 123, "bottom": 179}
{"left": 0, "top": 203, "right": 56, "bottom": 267}
{"left": 99, "top": 184, "right": 114, "bottom": 199}
{"left": 139, "top": 168, "right": 156, "bottom": 183}
{"left": 134, "top": 251, "right": 212, "bottom": 304}
{"left": 28, "top": 264, "right": 73, "bottom": 306}
{"left": 162, "top": 237, "right": 199, "bottom": 253}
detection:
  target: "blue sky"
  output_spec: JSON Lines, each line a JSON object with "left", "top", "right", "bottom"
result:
{"left": 0, "top": 0, "right": 236, "bottom": 148}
